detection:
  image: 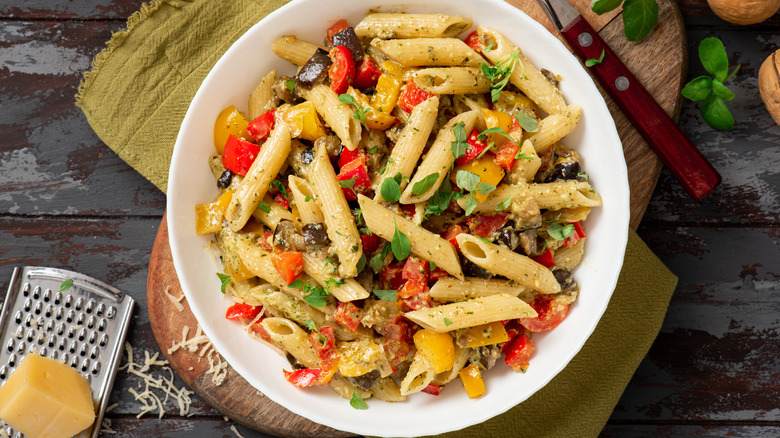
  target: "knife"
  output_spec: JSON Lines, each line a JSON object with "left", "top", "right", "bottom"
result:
{"left": 537, "top": 0, "right": 721, "bottom": 200}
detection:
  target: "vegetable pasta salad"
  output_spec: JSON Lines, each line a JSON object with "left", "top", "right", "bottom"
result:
{"left": 195, "top": 12, "right": 601, "bottom": 407}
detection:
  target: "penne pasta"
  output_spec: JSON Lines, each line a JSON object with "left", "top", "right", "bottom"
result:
{"left": 355, "top": 13, "right": 472, "bottom": 39}
{"left": 526, "top": 104, "right": 582, "bottom": 153}
{"left": 399, "top": 352, "right": 436, "bottom": 396}
{"left": 413, "top": 67, "right": 491, "bottom": 95}
{"left": 288, "top": 175, "right": 323, "bottom": 224}
{"left": 261, "top": 317, "right": 319, "bottom": 367}
{"left": 429, "top": 277, "right": 531, "bottom": 302}
{"left": 248, "top": 69, "right": 278, "bottom": 120}
{"left": 271, "top": 35, "right": 324, "bottom": 66}
{"left": 506, "top": 139, "right": 541, "bottom": 184}
{"left": 301, "top": 252, "right": 369, "bottom": 301}
{"left": 298, "top": 83, "right": 361, "bottom": 150}
{"left": 404, "top": 293, "right": 538, "bottom": 332}
{"left": 371, "top": 38, "right": 483, "bottom": 67}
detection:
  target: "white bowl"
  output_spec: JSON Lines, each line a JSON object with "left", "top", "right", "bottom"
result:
{"left": 167, "top": 0, "right": 630, "bottom": 435}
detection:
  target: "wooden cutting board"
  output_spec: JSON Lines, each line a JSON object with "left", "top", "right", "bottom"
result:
{"left": 148, "top": 1, "right": 686, "bottom": 436}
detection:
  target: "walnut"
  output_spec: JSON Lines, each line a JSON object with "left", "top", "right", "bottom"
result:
{"left": 706, "top": 0, "right": 780, "bottom": 25}
{"left": 759, "top": 49, "right": 780, "bottom": 127}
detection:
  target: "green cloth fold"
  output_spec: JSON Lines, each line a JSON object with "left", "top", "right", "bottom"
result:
{"left": 75, "top": 1, "right": 678, "bottom": 436}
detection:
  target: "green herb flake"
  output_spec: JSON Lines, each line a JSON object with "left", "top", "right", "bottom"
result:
{"left": 59, "top": 278, "right": 73, "bottom": 292}
{"left": 513, "top": 112, "right": 539, "bottom": 133}
{"left": 450, "top": 121, "right": 467, "bottom": 159}
{"left": 216, "top": 273, "right": 230, "bottom": 294}
{"left": 286, "top": 79, "right": 296, "bottom": 91}
{"left": 495, "top": 196, "right": 513, "bottom": 211}
{"left": 289, "top": 279, "right": 305, "bottom": 288}
{"left": 338, "top": 178, "right": 356, "bottom": 190}
{"left": 373, "top": 289, "right": 397, "bottom": 301}
{"left": 464, "top": 194, "right": 478, "bottom": 215}
{"left": 257, "top": 201, "right": 272, "bottom": 213}
{"left": 585, "top": 49, "right": 606, "bottom": 67}
{"left": 443, "top": 317, "right": 453, "bottom": 326}
{"left": 270, "top": 180, "right": 288, "bottom": 198}
{"left": 350, "top": 391, "right": 368, "bottom": 410}
{"left": 547, "top": 222, "right": 576, "bottom": 241}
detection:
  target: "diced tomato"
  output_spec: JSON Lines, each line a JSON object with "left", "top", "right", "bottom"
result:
{"left": 249, "top": 321, "right": 272, "bottom": 342}
{"left": 336, "top": 155, "right": 371, "bottom": 200}
{"left": 283, "top": 368, "right": 329, "bottom": 387}
{"left": 222, "top": 135, "right": 260, "bottom": 176}
{"left": 353, "top": 55, "right": 382, "bottom": 90}
{"left": 397, "top": 280, "right": 426, "bottom": 299}
{"left": 328, "top": 45, "right": 355, "bottom": 94}
{"left": 564, "top": 222, "right": 585, "bottom": 247}
{"left": 428, "top": 267, "right": 449, "bottom": 282}
{"left": 501, "top": 319, "right": 525, "bottom": 346}
{"left": 379, "top": 338, "right": 411, "bottom": 371}
{"left": 274, "top": 193, "right": 290, "bottom": 209}
{"left": 377, "top": 317, "right": 408, "bottom": 343}
{"left": 518, "top": 295, "right": 569, "bottom": 332}
{"left": 532, "top": 248, "right": 555, "bottom": 268}
{"left": 467, "top": 213, "right": 509, "bottom": 238}
{"left": 403, "top": 289, "right": 432, "bottom": 311}
{"left": 503, "top": 327, "right": 535, "bottom": 373}
{"left": 271, "top": 249, "right": 304, "bottom": 285}
{"left": 422, "top": 384, "right": 441, "bottom": 396}
{"left": 225, "top": 303, "right": 263, "bottom": 320}
{"left": 246, "top": 109, "right": 275, "bottom": 142}
{"left": 495, "top": 140, "right": 519, "bottom": 171}
{"left": 398, "top": 79, "right": 434, "bottom": 113}
{"left": 455, "top": 129, "right": 490, "bottom": 166}
{"left": 258, "top": 231, "right": 274, "bottom": 251}
{"left": 333, "top": 302, "right": 363, "bottom": 332}
{"left": 337, "top": 146, "right": 366, "bottom": 170}
{"left": 464, "top": 30, "right": 485, "bottom": 55}
{"left": 380, "top": 262, "right": 406, "bottom": 290}
{"left": 400, "top": 204, "right": 416, "bottom": 219}
{"left": 442, "top": 224, "right": 469, "bottom": 250}
{"left": 401, "top": 256, "right": 429, "bottom": 284}
{"left": 310, "top": 325, "right": 337, "bottom": 353}
{"left": 361, "top": 233, "right": 381, "bottom": 254}
{"left": 327, "top": 19, "right": 349, "bottom": 43}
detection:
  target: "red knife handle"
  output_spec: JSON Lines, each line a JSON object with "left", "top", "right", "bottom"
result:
{"left": 560, "top": 16, "right": 721, "bottom": 200}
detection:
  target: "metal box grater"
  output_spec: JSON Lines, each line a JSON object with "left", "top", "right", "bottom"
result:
{"left": 0, "top": 267, "right": 134, "bottom": 438}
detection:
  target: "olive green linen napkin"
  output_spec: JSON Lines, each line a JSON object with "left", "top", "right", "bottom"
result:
{"left": 75, "top": 1, "right": 678, "bottom": 436}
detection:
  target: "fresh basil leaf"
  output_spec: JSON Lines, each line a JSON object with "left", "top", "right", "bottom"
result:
{"left": 591, "top": 0, "right": 623, "bottom": 15}
{"left": 464, "top": 194, "right": 478, "bottom": 215}
{"left": 681, "top": 76, "right": 713, "bottom": 102}
{"left": 701, "top": 94, "right": 734, "bottom": 131}
{"left": 412, "top": 172, "right": 440, "bottom": 196}
{"left": 289, "top": 279, "right": 304, "bottom": 288}
{"left": 477, "top": 126, "right": 514, "bottom": 143}
{"left": 270, "top": 179, "right": 288, "bottom": 198}
{"left": 380, "top": 175, "right": 402, "bottom": 203}
{"left": 712, "top": 79, "right": 735, "bottom": 101}
{"left": 216, "top": 273, "right": 230, "bottom": 294}
{"left": 304, "top": 319, "right": 318, "bottom": 331}
{"left": 338, "top": 178, "right": 356, "bottom": 190}
{"left": 350, "top": 391, "right": 368, "bottom": 410}
{"left": 304, "top": 285, "right": 329, "bottom": 307}
{"left": 59, "top": 278, "right": 73, "bottom": 292}
{"left": 548, "top": 222, "right": 576, "bottom": 240}
{"left": 356, "top": 252, "right": 367, "bottom": 274}
{"left": 622, "top": 0, "right": 659, "bottom": 42}
{"left": 391, "top": 218, "right": 411, "bottom": 260}
{"left": 476, "top": 182, "right": 496, "bottom": 195}
{"left": 585, "top": 49, "right": 606, "bottom": 67}
{"left": 369, "top": 244, "right": 392, "bottom": 271}
{"left": 699, "top": 37, "right": 729, "bottom": 82}
{"left": 455, "top": 170, "right": 480, "bottom": 192}
{"left": 495, "top": 197, "right": 513, "bottom": 211}
{"left": 451, "top": 121, "right": 467, "bottom": 158}
{"left": 373, "top": 289, "right": 397, "bottom": 301}
{"left": 338, "top": 93, "right": 357, "bottom": 106}
{"left": 513, "top": 112, "right": 539, "bottom": 133}
{"left": 257, "top": 201, "right": 271, "bottom": 213}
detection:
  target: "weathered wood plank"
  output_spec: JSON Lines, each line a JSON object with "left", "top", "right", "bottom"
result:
{"left": 602, "top": 424, "right": 780, "bottom": 437}
{"left": 99, "top": 416, "right": 280, "bottom": 437}
{"left": 613, "top": 225, "right": 780, "bottom": 422}
{"left": 0, "top": 0, "right": 145, "bottom": 20}
{"left": 0, "top": 21, "right": 166, "bottom": 216}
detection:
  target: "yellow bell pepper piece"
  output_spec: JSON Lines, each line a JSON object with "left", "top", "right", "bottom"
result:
{"left": 277, "top": 101, "right": 326, "bottom": 141}
{"left": 462, "top": 321, "right": 509, "bottom": 348}
{"left": 337, "top": 339, "right": 383, "bottom": 377}
{"left": 347, "top": 87, "right": 398, "bottom": 131}
{"left": 455, "top": 154, "right": 506, "bottom": 203}
{"left": 226, "top": 259, "right": 254, "bottom": 282}
{"left": 413, "top": 329, "right": 455, "bottom": 374}
{"left": 194, "top": 190, "right": 233, "bottom": 235}
{"left": 370, "top": 73, "right": 403, "bottom": 114}
{"left": 459, "top": 364, "right": 486, "bottom": 398}
{"left": 481, "top": 108, "right": 513, "bottom": 146}
{"left": 214, "top": 106, "right": 250, "bottom": 154}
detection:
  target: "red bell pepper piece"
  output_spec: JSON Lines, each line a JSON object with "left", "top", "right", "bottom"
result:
{"left": 333, "top": 301, "right": 363, "bottom": 333}
{"left": 422, "top": 384, "right": 441, "bottom": 396}
{"left": 225, "top": 303, "right": 263, "bottom": 320}
{"left": 495, "top": 140, "right": 519, "bottom": 171}
{"left": 379, "top": 337, "right": 411, "bottom": 371}
{"left": 564, "top": 221, "right": 585, "bottom": 247}
{"left": 428, "top": 267, "right": 449, "bottom": 283}
{"left": 519, "top": 295, "right": 569, "bottom": 333}
{"left": 361, "top": 233, "right": 381, "bottom": 254}
{"left": 464, "top": 30, "right": 485, "bottom": 55}
{"left": 283, "top": 368, "right": 329, "bottom": 387}
{"left": 336, "top": 155, "right": 371, "bottom": 200}
{"left": 403, "top": 289, "right": 432, "bottom": 311}
{"left": 400, "top": 204, "right": 416, "bottom": 219}
{"left": 380, "top": 262, "right": 405, "bottom": 290}
{"left": 455, "top": 129, "right": 490, "bottom": 166}
{"left": 246, "top": 109, "right": 275, "bottom": 142}
{"left": 467, "top": 213, "right": 509, "bottom": 238}
{"left": 377, "top": 315, "right": 409, "bottom": 343}
{"left": 327, "top": 19, "right": 349, "bottom": 43}
{"left": 328, "top": 45, "right": 355, "bottom": 95}
{"left": 398, "top": 79, "right": 434, "bottom": 113}
{"left": 397, "top": 279, "right": 426, "bottom": 300}
{"left": 222, "top": 135, "right": 260, "bottom": 176}
{"left": 401, "top": 256, "right": 429, "bottom": 284}
{"left": 337, "top": 146, "right": 366, "bottom": 170}
{"left": 503, "top": 327, "right": 535, "bottom": 373}
{"left": 274, "top": 193, "right": 290, "bottom": 209}
{"left": 249, "top": 321, "right": 272, "bottom": 343}
{"left": 258, "top": 231, "right": 274, "bottom": 252}
{"left": 353, "top": 55, "right": 382, "bottom": 90}
{"left": 271, "top": 249, "right": 304, "bottom": 285}
{"left": 442, "top": 224, "right": 469, "bottom": 250}
{"left": 532, "top": 248, "right": 555, "bottom": 268}
{"left": 309, "top": 325, "right": 339, "bottom": 375}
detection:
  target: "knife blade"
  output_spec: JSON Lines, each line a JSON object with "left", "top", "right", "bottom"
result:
{"left": 537, "top": 0, "right": 721, "bottom": 200}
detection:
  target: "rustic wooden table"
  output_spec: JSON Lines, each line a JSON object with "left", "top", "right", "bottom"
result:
{"left": 1, "top": 1, "right": 778, "bottom": 437}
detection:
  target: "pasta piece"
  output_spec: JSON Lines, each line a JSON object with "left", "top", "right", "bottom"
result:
{"left": 456, "top": 183, "right": 531, "bottom": 214}
{"left": 271, "top": 35, "right": 324, "bottom": 67}
{"left": 288, "top": 175, "right": 324, "bottom": 224}
{"left": 248, "top": 69, "right": 277, "bottom": 120}
{"left": 433, "top": 346, "right": 470, "bottom": 386}
{"left": 506, "top": 139, "right": 541, "bottom": 184}
{"left": 526, "top": 105, "right": 582, "bottom": 153}
{"left": 330, "top": 375, "right": 372, "bottom": 400}
{"left": 413, "top": 67, "right": 491, "bottom": 95}
{"left": 404, "top": 293, "right": 538, "bottom": 332}
{"left": 260, "top": 317, "right": 319, "bottom": 368}
{"left": 309, "top": 145, "right": 362, "bottom": 278}
{"left": 298, "top": 83, "right": 361, "bottom": 150}
{"left": 252, "top": 194, "right": 294, "bottom": 229}
{"left": 249, "top": 286, "right": 331, "bottom": 328}
{"left": 370, "top": 377, "right": 406, "bottom": 402}
{"left": 358, "top": 195, "right": 464, "bottom": 279}
{"left": 371, "top": 38, "right": 482, "bottom": 67}
{"left": 399, "top": 352, "right": 436, "bottom": 396}
{"left": 527, "top": 180, "right": 602, "bottom": 210}
{"left": 399, "top": 110, "right": 478, "bottom": 204}
{"left": 355, "top": 13, "right": 472, "bottom": 39}
{"left": 301, "top": 253, "right": 369, "bottom": 301}
{"left": 477, "top": 25, "right": 566, "bottom": 115}
{"left": 374, "top": 96, "right": 439, "bottom": 201}
{"left": 456, "top": 234, "right": 561, "bottom": 294}
{"left": 226, "top": 123, "right": 291, "bottom": 231}
{"left": 429, "top": 277, "right": 530, "bottom": 302}
{"left": 554, "top": 238, "right": 585, "bottom": 271}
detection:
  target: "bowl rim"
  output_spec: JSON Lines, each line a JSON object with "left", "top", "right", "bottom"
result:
{"left": 166, "top": 0, "right": 630, "bottom": 435}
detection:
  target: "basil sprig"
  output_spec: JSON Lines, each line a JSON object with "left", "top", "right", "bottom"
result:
{"left": 681, "top": 37, "right": 739, "bottom": 131}
{"left": 591, "top": 0, "right": 658, "bottom": 42}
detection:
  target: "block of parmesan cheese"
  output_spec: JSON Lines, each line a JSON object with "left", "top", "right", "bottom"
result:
{"left": 0, "top": 353, "right": 95, "bottom": 438}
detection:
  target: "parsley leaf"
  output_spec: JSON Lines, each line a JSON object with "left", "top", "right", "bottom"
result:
{"left": 289, "top": 278, "right": 305, "bottom": 288}
{"left": 424, "top": 176, "right": 456, "bottom": 218}
{"left": 338, "top": 178, "right": 356, "bottom": 190}
{"left": 373, "top": 289, "right": 397, "bottom": 301}
{"left": 59, "top": 278, "right": 73, "bottom": 292}
{"left": 463, "top": 194, "right": 478, "bottom": 215}
{"left": 455, "top": 170, "right": 480, "bottom": 192}
{"left": 350, "top": 391, "right": 368, "bottom": 410}
{"left": 338, "top": 93, "right": 370, "bottom": 130}
{"left": 495, "top": 196, "right": 513, "bottom": 211}
{"left": 286, "top": 79, "right": 296, "bottom": 91}
{"left": 547, "top": 222, "right": 576, "bottom": 240}
{"left": 477, "top": 126, "right": 515, "bottom": 144}
{"left": 380, "top": 173, "right": 403, "bottom": 203}
{"left": 411, "top": 172, "right": 439, "bottom": 196}
{"left": 303, "top": 283, "right": 330, "bottom": 307}
{"left": 450, "top": 121, "right": 467, "bottom": 159}
{"left": 482, "top": 48, "right": 521, "bottom": 103}
{"left": 369, "top": 244, "right": 392, "bottom": 272}
{"left": 585, "top": 49, "right": 606, "bottom": 67}
{"left": 391, "top": 218, "right": 411, "bottom": 260}
{"left": 216, "top": 273, "right": 230, "bottom": 294}
{"left": 476, "top": 182, "right": 496, "bottom": 195}
{"left": 257, "top": 201, "right": 271, "bottom": 213}
{"left": 513, "top": 112, "right": 538, "bottom": 133}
